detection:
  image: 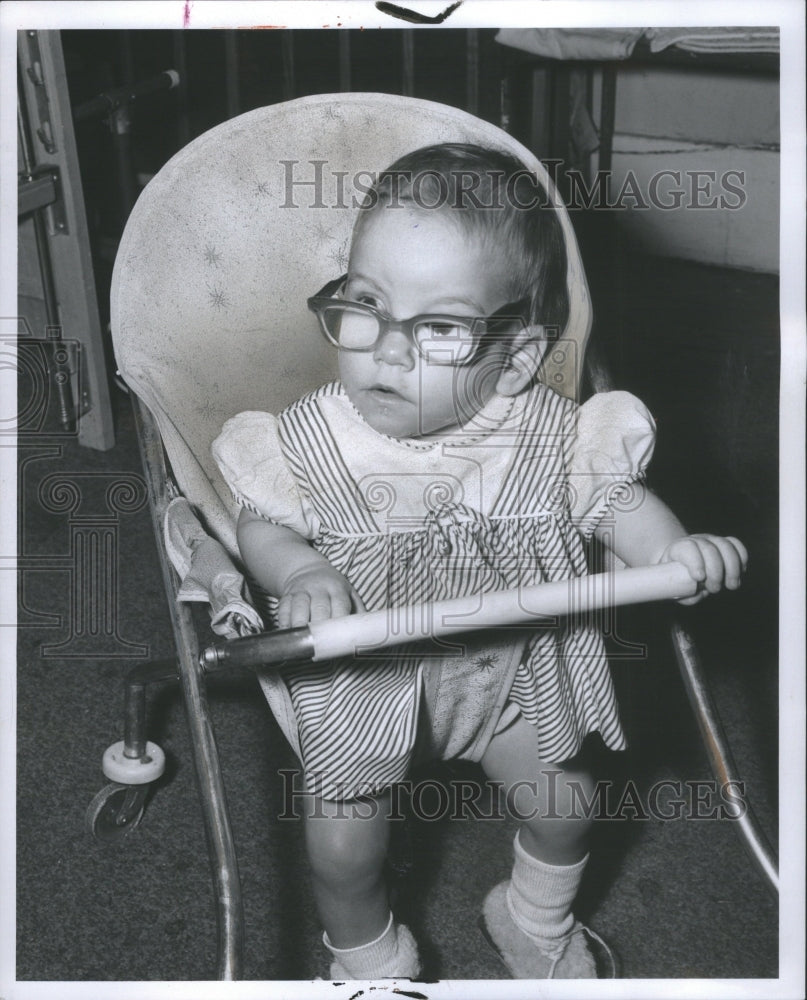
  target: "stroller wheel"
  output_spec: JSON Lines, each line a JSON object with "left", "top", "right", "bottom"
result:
{"left": 86, "top": 782, "right": 148, "bottom": 843}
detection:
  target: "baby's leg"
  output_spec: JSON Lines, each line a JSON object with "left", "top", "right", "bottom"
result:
{"left": 479, "top": 717, "right": 613, "bottom": 978}
{"left": 481, "top": 714, "right": 593, "bottom": 864}
{"left": 304, "top": 791, "right": 391, "bottom": 947}
{"left": 303, "top": 791, "right": 420, "bottom": 978}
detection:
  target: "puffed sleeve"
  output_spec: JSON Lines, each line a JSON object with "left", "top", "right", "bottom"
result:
{"left": 211, "top": 411, "right": 320, "bottom": 540}
{"left": 566, "top": 391, "right": 656, "bottom": 537}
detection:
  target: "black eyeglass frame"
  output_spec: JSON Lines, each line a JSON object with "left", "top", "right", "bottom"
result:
{"left": 307, "top": 274, "right": 533, "bottom": 366}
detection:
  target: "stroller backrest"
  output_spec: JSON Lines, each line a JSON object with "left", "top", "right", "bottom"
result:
{"left": 111, "top": 93, "right": 592, "bottom": 557}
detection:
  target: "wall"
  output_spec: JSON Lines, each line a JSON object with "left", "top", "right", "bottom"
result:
{"left": 596, "top": 65, "right": 779, "bottom": 273}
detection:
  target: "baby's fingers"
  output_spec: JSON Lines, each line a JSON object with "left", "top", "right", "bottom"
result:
{"left": 668, "top": 539, "right": 708, "bottom": 604}
{"left": 308, "top": 589, "right": 338, "bottom": 623}
{"left": 312, "top": 588, "right": 351, "bottom": 622}
{"left": 316, "top": 585, "right": 366, "bottom": 621}
{"left": 688, "top": 534, "right": 746, "bottom": 593}
{"left": 710, "top": 535, "right": 748, "bottom": 590}
{"left": 669, "top": 534, "right": 748, "bottom": 604}
{"left": 697, "top": 537, "right": 730, "bottom": 594}
{"left": 310, "top": 582, "right": 363, "bottom": 622}
{"left": 277, "top": 591, "right": 312, "bottom": 629}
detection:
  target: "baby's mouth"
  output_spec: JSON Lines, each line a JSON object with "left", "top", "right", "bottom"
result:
{"left": 367, "top": 383, "right": 405, "bottom": 400}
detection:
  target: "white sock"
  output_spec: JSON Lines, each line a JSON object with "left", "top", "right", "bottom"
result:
{"left": 506, "top": 829, "right": 588, "bottom": 943}
{"left": 323, "top": 912, "right": 420, "bottom": 978}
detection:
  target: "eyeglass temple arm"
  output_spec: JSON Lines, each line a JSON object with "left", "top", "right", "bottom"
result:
{"left": 318, "top": 273, "right": 348, "bottom": 298}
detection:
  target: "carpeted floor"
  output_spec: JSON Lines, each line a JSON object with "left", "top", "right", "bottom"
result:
{"left": 15, "top": 249, "right": 780, "bottom": 983}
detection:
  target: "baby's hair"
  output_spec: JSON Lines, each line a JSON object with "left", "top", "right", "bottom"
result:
{"left": 352, "top": 143, "right": 570, "bottom": 331}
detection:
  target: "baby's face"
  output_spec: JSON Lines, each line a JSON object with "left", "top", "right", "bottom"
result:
{"left": 339, "top": 208, "right": 513, "bottom": 439}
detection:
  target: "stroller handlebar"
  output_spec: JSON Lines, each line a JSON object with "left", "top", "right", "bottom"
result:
{"left": 200, "top": 562, "right": 698, "bottom": 672}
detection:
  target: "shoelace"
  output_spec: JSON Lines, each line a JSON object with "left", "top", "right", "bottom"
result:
{"left": 545, "top": 923, "right": 617, "bottom": 980}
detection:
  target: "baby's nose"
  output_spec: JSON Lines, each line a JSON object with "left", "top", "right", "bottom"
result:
{"left": 373, "top": 327, "right": 415, "bottom": 368}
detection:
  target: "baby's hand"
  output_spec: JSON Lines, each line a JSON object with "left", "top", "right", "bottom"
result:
{"left": 659, "top": 534, "right": 748, "bottom": 605}
{"left": 277, "top": 566, "right": 365, "bottom": 628}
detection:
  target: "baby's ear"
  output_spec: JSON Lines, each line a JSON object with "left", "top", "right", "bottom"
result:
{"left": 495, "top": 326, "right": 550, "bottom": 397}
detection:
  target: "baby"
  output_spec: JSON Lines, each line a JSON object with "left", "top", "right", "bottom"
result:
{"left": 212, "top": 144, "right": 746, "bottom": 980}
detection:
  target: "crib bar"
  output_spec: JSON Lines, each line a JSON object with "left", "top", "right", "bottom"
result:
{"left": 172, "top": 31, "right": 190, "bottom": 146}
{"left": 338, "top": 32, "right": 351, "bottom": 91}
{"left": 118, "top": 32, "right": 135, "bottom": 89}
{"left": 224, "top": 33, "right": 240, "bottom": 119}
{"left": 671, "top": 623, "right": 779, "bottom": 896}
{"left": 466, "top": 29, "right": 479, "bottom": 116}
{"left": 499, "top": 75, "right": 511, "bottom": 132}
{"left": 598, "top": 64, "right": 617, "bottom": 175}
{"left": 402, "top": 33, "right": 415, "bottom": 96}
{"left": 281, "top": 32, "right": 295, "bottom": 101}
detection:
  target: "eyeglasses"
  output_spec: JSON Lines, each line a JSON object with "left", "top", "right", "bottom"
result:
{"left": 307, "top": 275, "right": 531, "bottom": 366}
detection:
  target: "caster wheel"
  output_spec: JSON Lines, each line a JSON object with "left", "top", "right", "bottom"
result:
{"left": 86, "top": 782, "right": 149, "bottom": 843}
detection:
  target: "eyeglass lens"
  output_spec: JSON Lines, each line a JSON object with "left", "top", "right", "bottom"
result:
{"left": 322, "top": 304, "right": 477, "bottom": 363}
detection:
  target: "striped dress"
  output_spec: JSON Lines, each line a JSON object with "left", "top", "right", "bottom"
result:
{"left": 213, "top": 380, "right": 656, "bottom": 800}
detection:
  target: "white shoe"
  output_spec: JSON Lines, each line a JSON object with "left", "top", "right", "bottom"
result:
{"left": 480, "top": 881, "right": 617, "bottom": 979}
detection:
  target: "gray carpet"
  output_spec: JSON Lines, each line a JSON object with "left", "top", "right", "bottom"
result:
{"left": 15, "top": 253, "right": 779, "bottom": 983}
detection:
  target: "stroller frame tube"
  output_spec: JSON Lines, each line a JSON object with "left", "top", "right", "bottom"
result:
{"left": 671, "top": 623, "right": 779, "bottom": 896}
{"left": 133, "top": 395, "right": 245, "bottom": 979}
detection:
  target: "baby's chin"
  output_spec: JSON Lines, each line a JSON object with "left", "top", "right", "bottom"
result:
{"left": 348, "top": 391, "right": 454, "bottom": 440}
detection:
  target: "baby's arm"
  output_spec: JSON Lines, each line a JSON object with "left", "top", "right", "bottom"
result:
{"left": 594, "top": 485, "right": 748, "bottom": 605}
{"left": 237, "top": 508, "right": 365, "bottom": 627}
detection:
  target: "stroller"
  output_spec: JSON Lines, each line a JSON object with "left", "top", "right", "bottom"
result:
{"left": 92, "top": 93, "right": 777, "bottom": 980}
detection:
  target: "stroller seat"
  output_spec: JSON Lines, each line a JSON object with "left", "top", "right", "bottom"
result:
{"left": 111, "top": 93, "right": 592, "bottom": 562}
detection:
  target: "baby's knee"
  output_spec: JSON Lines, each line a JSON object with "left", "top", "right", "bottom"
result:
{"left": 305, "top": 802, "right": 389, "bottom": 890}
{"left": 508, "top": 768, "right": 596, "bottom": 862}
{"left": 503, "top": 764, "right": 592, "bottom": 818}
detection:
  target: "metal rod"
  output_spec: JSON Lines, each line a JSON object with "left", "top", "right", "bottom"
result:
{"left": 119, "top": 31, "right": 135, "bottom": 88}
{"left": 178, "top": 609, "right": 245, "bottom": 979}
{"left": 109, "top": 105, "right": 138, "bottom": 226}
{"left": 499, "top": 74, "right": 511, "bottom": 133}
{"left": 133, "top": 396, "right": 245, "bottom": 978}
{"left": 281, "top": 32, "right": 295, "bottom": 101}
{"left": 338, "top": 31, "right": 351, "bottom": 91}
{"left": 172, "top": 31, "right": 190, "bottom": 146}
{"left": 202, "top": 626, "right": 315, "bottom": 672}
{"left": 466, "top": 29, "right": 479, "bottom": 116}
{"left": 599, "top": 64, "right": 617, "bottom": 175}
{"left": 112, "top": 30, "right": 134, "bottom": 226}
{"left": 123, "top": 658, "right": 181, "bottom": 759}
{"left": 123, "top": 682, "right": 147, "bottom": 758}
{"left": 584, "top": 67, "right": 595, "bottom": 183}
{"left": 550, "top": 65, "right": 571, "bottom": 197}
{"left": 402, "top": 32, "right": 414, "bottom": 96}
{"left": 224, "top": 33, "right": 240, "bottom": 119}
{"left": 202, "top": 563, "right": 698, "bottom": 671}
{"left": 72, "top": 70, "right": 181, "bottom": 123}
{"left": 671, "top": 622, "right": 778, "bottom": 896}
